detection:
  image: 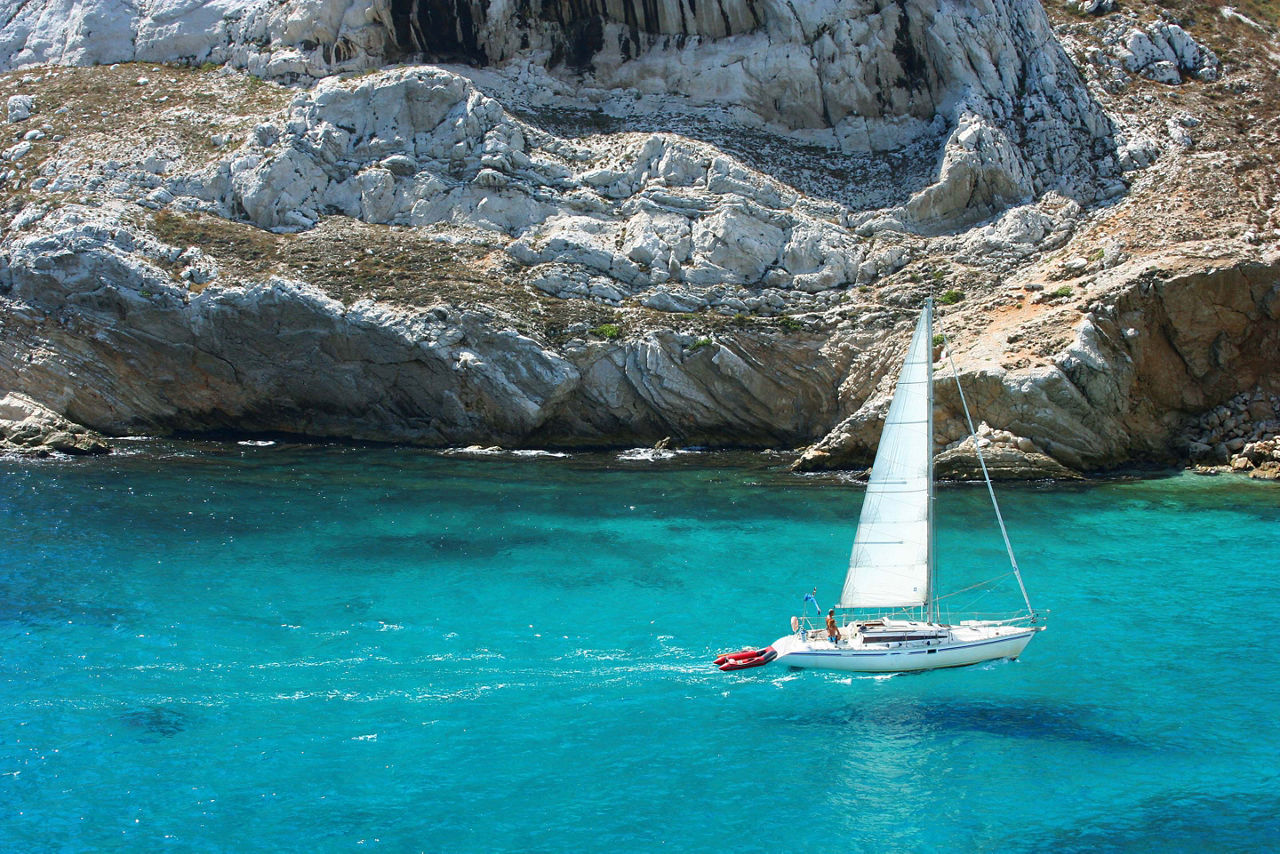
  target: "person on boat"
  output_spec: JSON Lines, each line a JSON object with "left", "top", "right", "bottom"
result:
{"left": 826, "top": 609, "right": 841, "bottom": 644}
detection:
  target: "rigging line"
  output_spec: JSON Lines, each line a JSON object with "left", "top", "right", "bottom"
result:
{"left": 834, "top": 603, "right": 920, "bottom": 619}
{"left": 939, "top": 330, "right": 1035, "bottom": 616}
{"left": 932, "top": 571, "right": 1019, "bottom": 602}
{"left": 944, "top": 584, "right": 1001, "bottom": 616}
{"left": 935, "top": 577, "right": 1027, "bottom": 620}
{"left": 931, "top": 573, "right": 1018, "bottom": 606}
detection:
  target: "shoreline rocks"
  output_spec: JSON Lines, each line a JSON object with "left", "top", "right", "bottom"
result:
{"left": 934, "top": 425, "right": 1083, "bottom": 481}
{"left": 1182, "top": 388, "right": 1280, "bottom": 479}
{"left": 0, "top": 392, "right": 110, "bottom": 456}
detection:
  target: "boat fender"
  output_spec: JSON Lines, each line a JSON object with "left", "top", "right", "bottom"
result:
{"left": 790, "top": 615, "right": 800, "bottom": 633}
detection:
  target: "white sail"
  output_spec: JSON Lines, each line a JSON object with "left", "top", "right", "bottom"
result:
{"left": 838, "top": 304, "right": 933, "bottom": 609}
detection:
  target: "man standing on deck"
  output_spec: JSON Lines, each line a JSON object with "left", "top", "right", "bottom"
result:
{"left": 826, "top": 609, "right": 841, "bottom": 644}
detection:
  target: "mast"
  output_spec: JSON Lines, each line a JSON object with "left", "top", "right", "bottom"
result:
{"left": 925, "top": 298, "right": 936, "bottom": 624}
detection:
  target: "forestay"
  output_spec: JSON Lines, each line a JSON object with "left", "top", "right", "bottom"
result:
{"left": 838, "top": 303, "right": 934, "bottom": 609}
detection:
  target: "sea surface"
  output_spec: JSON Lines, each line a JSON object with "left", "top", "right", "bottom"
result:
{"left": 2, "top": 442, "right": 1278, "bottom": 852}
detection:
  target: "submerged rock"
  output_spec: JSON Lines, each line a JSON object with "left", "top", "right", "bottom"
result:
{"left": 120, "top": 706, "right": 188, "bottom": 738}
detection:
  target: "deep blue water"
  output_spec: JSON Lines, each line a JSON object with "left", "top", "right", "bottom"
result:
{"left": 2, "top": 442, "right": 1279, "bottom": 852}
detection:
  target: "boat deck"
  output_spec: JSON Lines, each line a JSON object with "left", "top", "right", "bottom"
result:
{"left": 772, "top": 619, "right": 1043, "bottom": 672}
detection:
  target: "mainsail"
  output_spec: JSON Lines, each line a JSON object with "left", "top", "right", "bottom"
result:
{"left": 838, "top": 302, "right": 934, "bottom": 609}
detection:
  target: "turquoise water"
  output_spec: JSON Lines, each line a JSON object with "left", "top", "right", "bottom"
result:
{"left": 3, "top": 443, "right": 1279, "bottom": 852}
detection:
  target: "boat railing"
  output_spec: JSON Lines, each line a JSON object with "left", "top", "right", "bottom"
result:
{"left": 936, "top": 607, "right": 1042, "bottom": 626}
{"left": 795, "top": 608, "right": 1041, "bottom": 633}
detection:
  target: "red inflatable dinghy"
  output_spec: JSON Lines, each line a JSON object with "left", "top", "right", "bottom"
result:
{"left": 715, "top": 645, "right": 777, "bottom": 671}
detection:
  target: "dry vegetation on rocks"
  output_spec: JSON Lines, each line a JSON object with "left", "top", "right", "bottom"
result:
{"left": 1, "top": 0, "right": 1277, "bottom": 469}
{"left": 0, "top": 63, "right": 289, "bottom": 212}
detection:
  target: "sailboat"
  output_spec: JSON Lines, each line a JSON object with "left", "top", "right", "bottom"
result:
{"left": 716, "top": 299, "right": 1045, "bottom": 674}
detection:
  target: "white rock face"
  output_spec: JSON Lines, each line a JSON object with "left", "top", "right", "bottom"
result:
{"left": 0, "top": 204, "right": 582, "bottom": 442}
{"left": 1092, "top": 18, "right": 1221, "bottom": 88}
{"left": 903, "top": 111, "right": 1036, "bottom": 229}
{"left": 0, "top": 203, "right": 845, "bottom": 447}
{"left": 6, "top": 0, "right": 1258, "bottom": 474}
{"left": 88, "top": 58, "right": 1100, "bottom": 310}
{"left": 192, "top": 67, "right": 888, "bottom": 301}
{"left": 0, "top": 0, "right": 1120, "bottom": 231}
{"left": 0, "top": 0, "right": 370, "bottom": 75}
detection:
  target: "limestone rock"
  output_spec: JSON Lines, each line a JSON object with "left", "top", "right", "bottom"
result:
{"left": 7, "top": 94, "right": 33, "bottom": 122}
{"left": 0, "top": 0, "right": 1120, "bottom": 232}
{"left": 795, "top": 249, "right": 1280, "bottom": 476}
{"left": 1250, "top": 461, "right": 1280, "bottom": 481}
{"left": 641, "top": 288, "right": 705, "bottom": 313}
{"left": 1077, "top": 0, "right": 1115, "bottom": 15}
{"left": 0, "top": 0, "right": 1272, "bottom": 479}
{"left": 935, "top": 442, "right": 1082, "bottom": 481}
{"left": 210, "top": 66, "right": 899, "bottom": 297}
{"left": 0, "top": 204, "right": 842, "bottom": 449}
{"left": 904, "top": 113, "right": 1035, "bottom": 232}
{"left": 0, "top": 392, "right": 110, "bottom": 455}
{"left": 1100, "top": 20, "right": 1221, "bottom": 86}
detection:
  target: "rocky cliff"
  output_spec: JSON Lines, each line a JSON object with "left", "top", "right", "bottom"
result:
{"left": 0, "top": 0, "right": 1277, "bottom": 475}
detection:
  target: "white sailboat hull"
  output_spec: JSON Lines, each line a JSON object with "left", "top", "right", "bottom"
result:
{"left": 770, "top": 621, "right": 1043, "bottom": 673}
